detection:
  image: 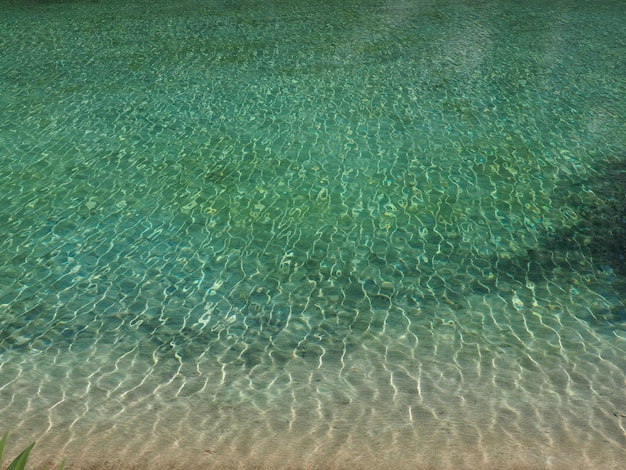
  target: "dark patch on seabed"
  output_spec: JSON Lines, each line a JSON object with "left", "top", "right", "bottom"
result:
{"left": 551, "top": 157, "right": 626, "bottom": 274}
{"left": 525, "top": 153, "right": 626, "bottom": 330}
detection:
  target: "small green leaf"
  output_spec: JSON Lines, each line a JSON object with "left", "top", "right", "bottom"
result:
{"left": 0, "top": 431, "right": 9, "bottom": 462}
{"left": 0, "top": 431, "right": 8, "bottom": 462}
{"left": 58, "top": 457, "right": 67, "bottom": 470}
{"left": 7, "top": 441, "right": 36, "bottom": 470}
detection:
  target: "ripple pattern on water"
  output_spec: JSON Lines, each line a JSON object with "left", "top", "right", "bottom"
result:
{"left": 1, "top": 0, "right": 625, "bottom": 468}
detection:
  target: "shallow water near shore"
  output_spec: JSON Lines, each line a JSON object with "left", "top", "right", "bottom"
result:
{"left": 1, "top": 0, "right": 625, "bottom": 468}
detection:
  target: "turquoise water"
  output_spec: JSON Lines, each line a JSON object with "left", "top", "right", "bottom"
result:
{"left": 1, "top": 0, "right": 625, "bottom": 468}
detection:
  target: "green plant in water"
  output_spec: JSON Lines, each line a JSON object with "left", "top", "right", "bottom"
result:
{"left": 0, "top": 432, "right": 65, "bottom": 470}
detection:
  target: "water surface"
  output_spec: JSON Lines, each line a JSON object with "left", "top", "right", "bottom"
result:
{"left": 1, "top": 0, "right": 625, "bottom": 468}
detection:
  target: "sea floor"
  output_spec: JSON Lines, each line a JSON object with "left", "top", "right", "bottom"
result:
{"left": 1, "top": 0, "right": 625, "bottom": 468}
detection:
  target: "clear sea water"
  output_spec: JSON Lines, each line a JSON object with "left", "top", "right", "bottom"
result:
{"left": 1, "top": 0, "right": 625, "bottom": 468}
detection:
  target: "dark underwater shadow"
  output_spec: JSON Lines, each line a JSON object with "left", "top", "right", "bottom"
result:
{"left": 527, "top": 155, "right": 626, "bottom": 330}
{"left": 547, "top": 156, "right": 626, "bottom": 277}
